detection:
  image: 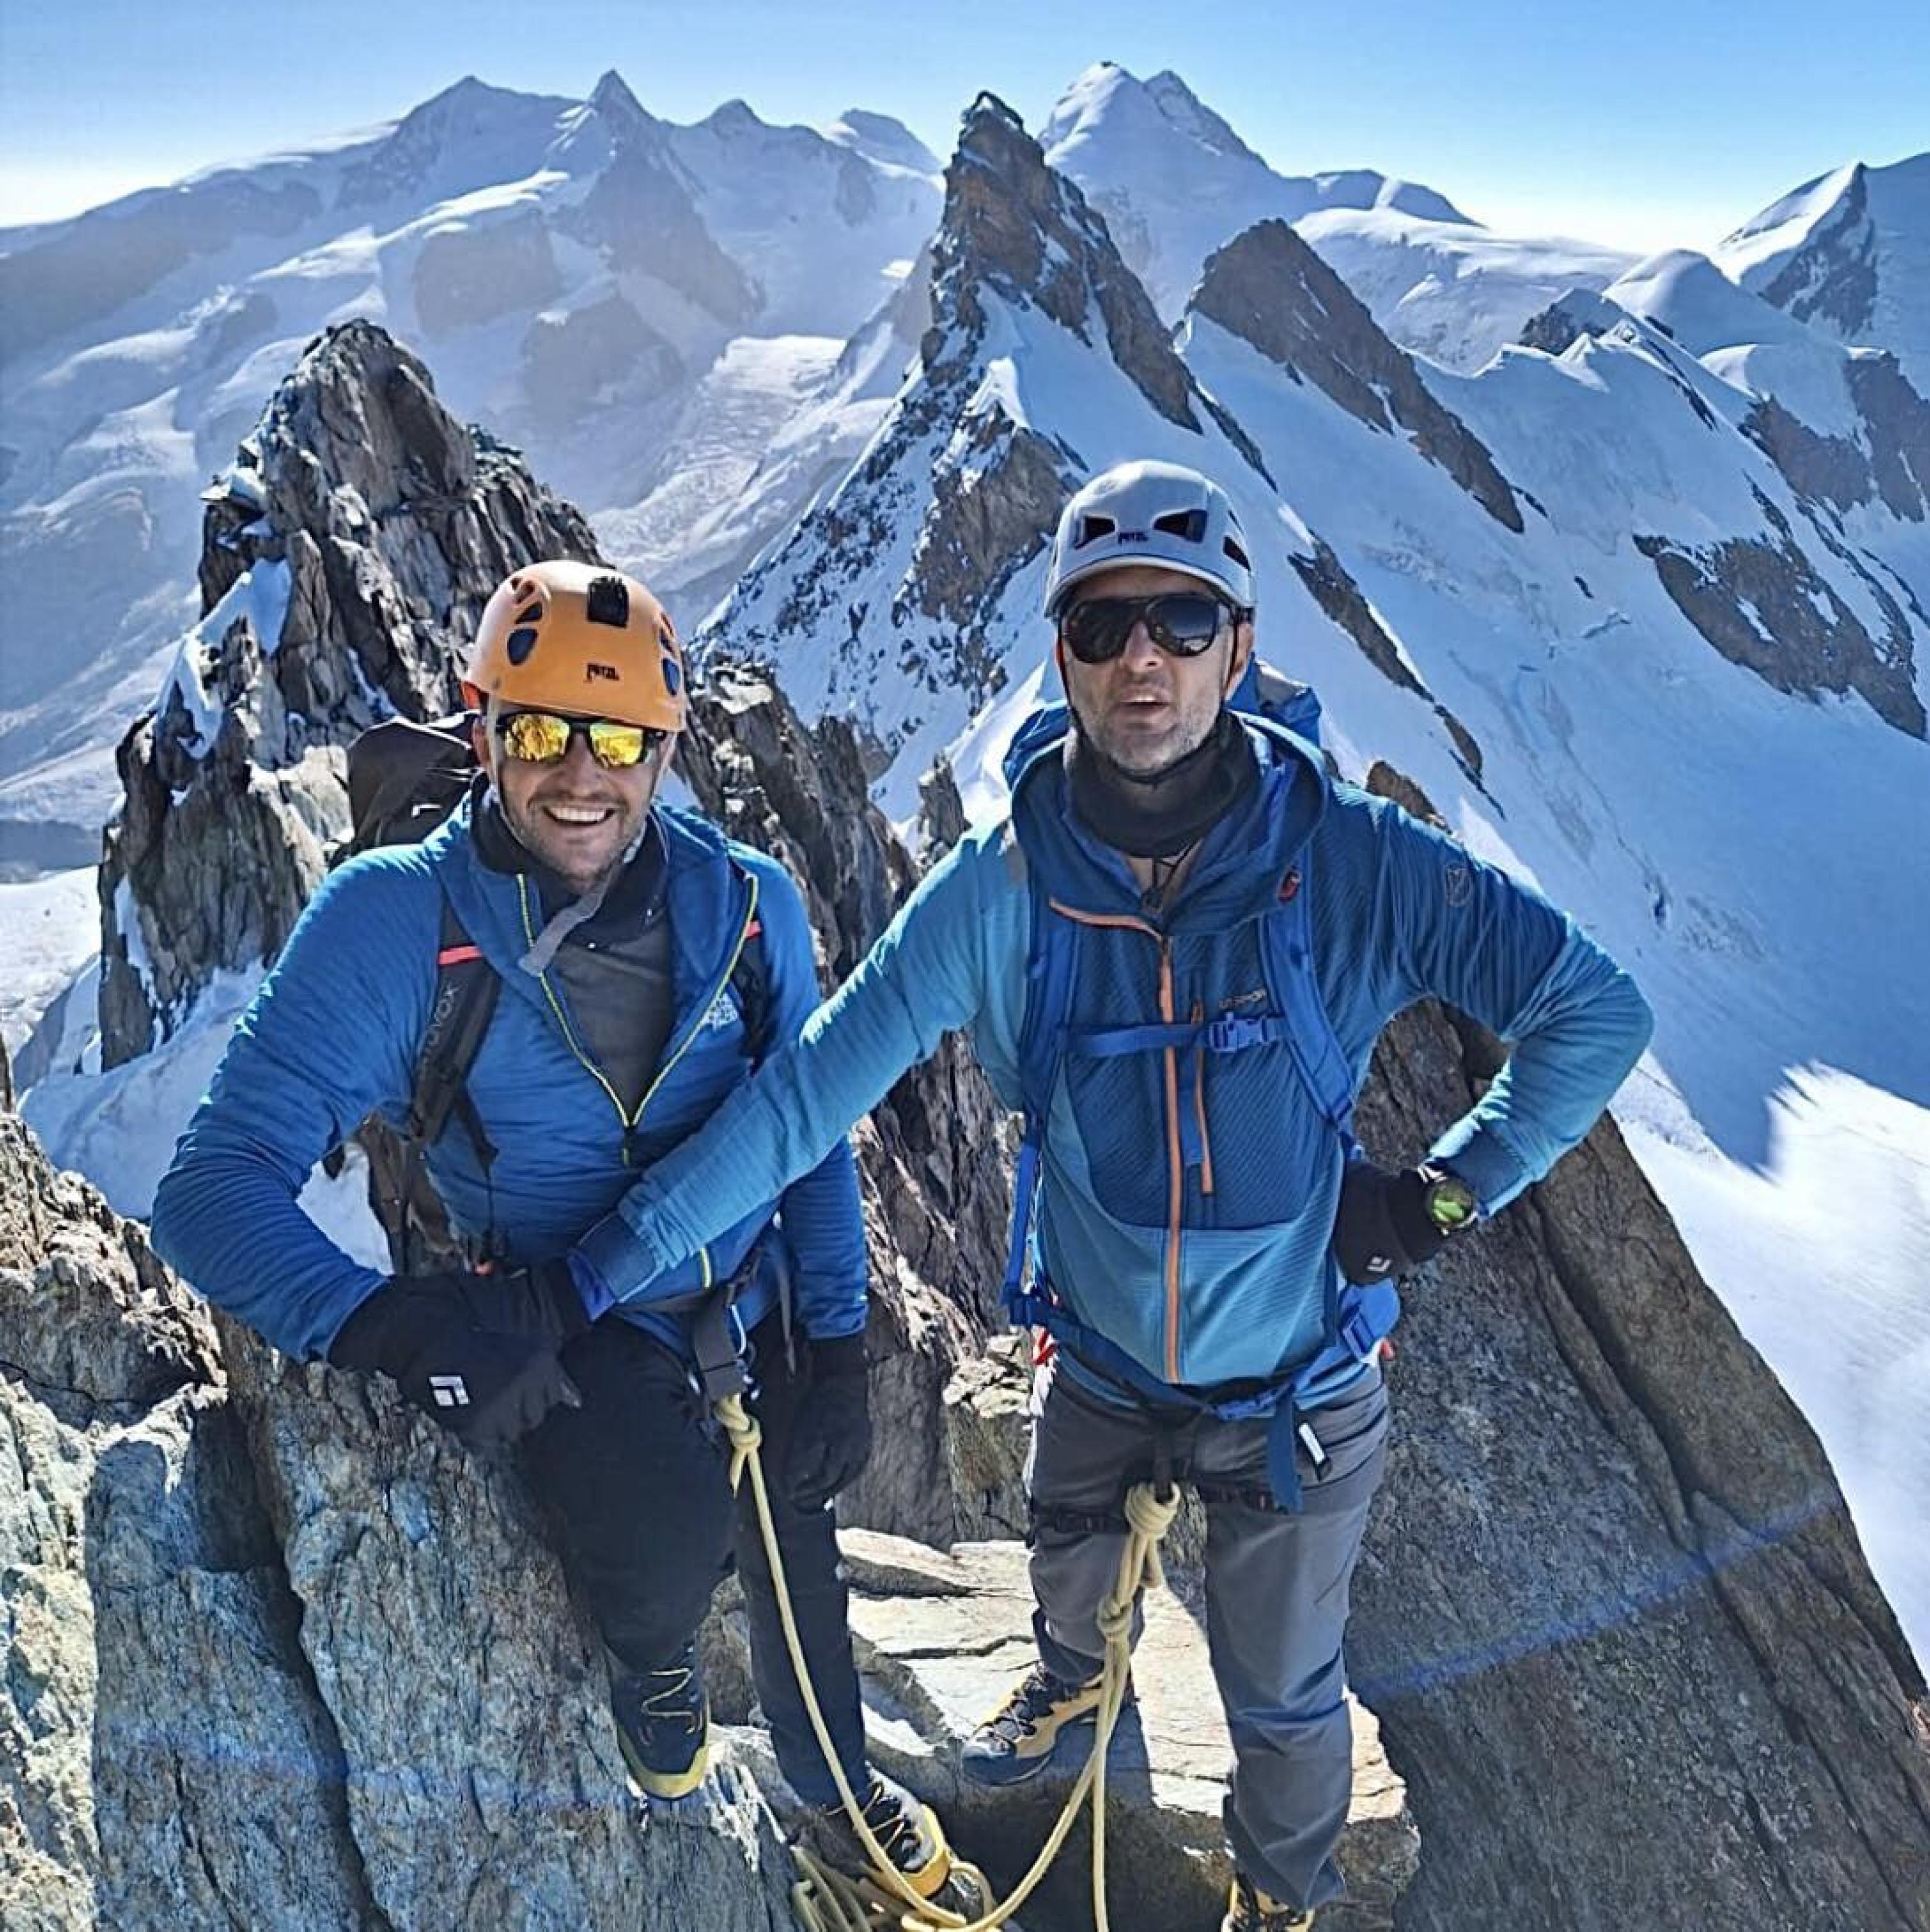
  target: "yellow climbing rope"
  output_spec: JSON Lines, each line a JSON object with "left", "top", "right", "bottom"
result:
{"left": 715, "top": 1392, "right": 1180, "bottom": 1932}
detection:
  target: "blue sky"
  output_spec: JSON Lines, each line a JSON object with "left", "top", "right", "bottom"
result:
{"left": 3, "top": 0, "right": 1924, "bottom": 248}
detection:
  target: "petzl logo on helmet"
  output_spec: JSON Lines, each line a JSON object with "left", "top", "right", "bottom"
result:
{"left": 1116, "top": 529, "right": 1148, "bottom": 544}
{"left": 585, "top": 662, "right": 618, "bottom": 683}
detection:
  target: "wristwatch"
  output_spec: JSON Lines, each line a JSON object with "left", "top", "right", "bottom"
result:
{"left": 1416, "top": 1163, "right": 1479, "bottom": 1235}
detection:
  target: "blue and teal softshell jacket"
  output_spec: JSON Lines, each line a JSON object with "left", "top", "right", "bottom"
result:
{"left": 150, "top": 796, "right": 868, "bottom": 1363}
{"left": 575, "top": 718, "right": 1654, "bottom": 1392}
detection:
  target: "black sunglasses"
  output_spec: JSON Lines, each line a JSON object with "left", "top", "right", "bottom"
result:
{"left": 494, "top": 711, "right": 667, "bottom": 770}
{"left": 1058, "top": 592, "right": 1241, "bottom": 665}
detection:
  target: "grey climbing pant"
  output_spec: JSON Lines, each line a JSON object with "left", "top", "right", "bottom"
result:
{"left": 1025, "top": 1353, "right": 1390, "bottom": 1913}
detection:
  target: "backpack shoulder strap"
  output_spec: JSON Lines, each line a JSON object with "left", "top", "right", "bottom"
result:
{"left": 1002, "top": 862, "right": 1077, "bottom": 1319}
{"left": 725, "top": 860, "right": 773, "bottom": 1067}
{"left": 408, "top": 894, "right": 501, "bottom": 1169}
{"left": 1260, "top": 854, "right": 1356, "bottom": 1152}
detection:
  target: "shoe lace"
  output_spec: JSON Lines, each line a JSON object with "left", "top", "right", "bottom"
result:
{"left": 855, "top": 1779, "right": 925, "bottom": 1870}
{"left": 984, "top": 1665, "right": 1080, "bottom": 1746}
{"left": 1233, "top": 1874, "right": 1311, "bottom": 1931}
{"left": 638, "top": 1662, "right": 701, "bottom": 1735}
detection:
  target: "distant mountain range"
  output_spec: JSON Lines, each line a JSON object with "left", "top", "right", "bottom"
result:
{"left": 8, "top": 60, "right": 1922, "bottom": 867}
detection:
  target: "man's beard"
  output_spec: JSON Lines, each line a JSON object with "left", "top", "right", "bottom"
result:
{"left": 1064, "top": 706, "right": 1256, "bottom": 860}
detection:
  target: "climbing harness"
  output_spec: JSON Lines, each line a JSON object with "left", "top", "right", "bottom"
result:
{"left": 715, "top": 1393, "right": 1179, "bottom": 1932}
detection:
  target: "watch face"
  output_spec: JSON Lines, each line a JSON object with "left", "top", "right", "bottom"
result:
{"left": 1425, "top": 1174, "right": 1478, "bottom": 1233}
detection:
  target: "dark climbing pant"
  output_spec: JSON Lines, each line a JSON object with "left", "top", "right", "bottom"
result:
{"left": 1027, "top": 1354, "right": 1390, "bottom": 1914}
{"left": 519, "top": 1310, "right": 870, "bottom": 1807}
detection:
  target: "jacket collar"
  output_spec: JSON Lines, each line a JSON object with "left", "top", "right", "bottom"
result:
{"left": 1007, "top": 708, "right": 1329, "bottom": 927}
{"left": 428, "top": 795, "right": 753, "bottom": 1023}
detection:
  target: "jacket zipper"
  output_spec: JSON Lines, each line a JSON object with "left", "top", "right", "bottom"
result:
{"left": 1048, "top": 898, "right": 1187, "bottom": 1380}
{"left": 516, "top": 870, "right": 764, "bottom": 1289}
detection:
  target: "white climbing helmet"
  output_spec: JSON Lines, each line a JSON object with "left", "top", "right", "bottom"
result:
{"left": 1043, "top": 460, "right": 1255, "bottom": 618}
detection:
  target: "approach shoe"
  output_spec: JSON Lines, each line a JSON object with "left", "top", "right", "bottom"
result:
{"left": 959, "top": 1660, "right": 1108, "bottom": 1786}
{"left": 808, "top": 1770, "right": 964, "bottom": 1906}
{"left": 609, "top": 1641, "right": 710, "bottom": 1802}
{"left": 1222, "top": 1872, "right": 1316, "bottom": 1931}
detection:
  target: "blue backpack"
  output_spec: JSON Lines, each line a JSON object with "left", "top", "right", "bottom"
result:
{"left": 998, "top": 661, "right": 1399, "bottom": 1508}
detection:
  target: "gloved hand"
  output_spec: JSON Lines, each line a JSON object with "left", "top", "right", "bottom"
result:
{"left": 785, "top": 1335, "right": 873, "bottom": 1511}
{"left": 1331, "top": 1162, "right": 1448, "bottom": 1284}
{"left": 328, "top": 1265, "right": 591, "bottom": 1449}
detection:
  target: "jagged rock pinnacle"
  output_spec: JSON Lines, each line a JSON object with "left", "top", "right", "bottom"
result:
{"left": 98, "top": 320, "right": 598, "bottom": 1066}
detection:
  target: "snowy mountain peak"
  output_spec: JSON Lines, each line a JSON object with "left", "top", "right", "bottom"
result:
{"left": 1039, "top": 60, "right": 1470, "bottom": 320}
{"left": 823, "top": 109, "right": 941, "bottom": 178}
{"left": 938, "top": 90, "right": 1207, "bottom": 436}
{"left": 1142, "top": 70, "right": 1261, "bottom": 162}
{"left": 1314, "top": 170, "right": 1470, "bottom": 226}
{"left": 337, "top": 74, "right": 572, "bottom": 211}
{"left": 702, "top": 97, "right": 767, "bottom": 133}
{"left": 1714, "top": 152, "right": 1930, "bottom": 392}
{"left": 584, "top": 67, "right": 658, "bottom": 144}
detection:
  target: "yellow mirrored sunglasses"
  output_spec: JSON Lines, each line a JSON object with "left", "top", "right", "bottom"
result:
{"left": 494, "top": 711, "right": 665, "bottom": 770}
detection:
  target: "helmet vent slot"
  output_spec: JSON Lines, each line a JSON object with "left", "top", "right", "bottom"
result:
{"left": 506, "top": 626, "right": 540, "bottom": 664}
{"left": 1223, "top": 535, "right": 1250, "bottom": 571}
{"left": 1073, "top": 514, "right": 1116, "bottom": 549}
{"left": 1153, "top": 509, "right": 1207, "bottom": 543}
{"left": 585, "top": 574, "right": 631, "bottom": 628}
{"left": 515, "top": 601, "right": 543, "bottom": 625}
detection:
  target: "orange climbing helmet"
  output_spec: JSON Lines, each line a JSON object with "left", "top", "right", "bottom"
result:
{"left": 463, "top": 560, "right": 686, "bottom": 732}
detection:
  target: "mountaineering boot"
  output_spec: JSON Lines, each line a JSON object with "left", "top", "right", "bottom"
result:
{"left": 1222, "top": 1872, "right": 1316, "bottom": 1931}
{"left": 959, "top": 1660, "right": 1109, "bottom": 1785}
{"left": 609, "top": 1640, "right": 710, "bottom": 1801}
{"left": 806, "top": 1770, "right": 967, "bottom": 1906}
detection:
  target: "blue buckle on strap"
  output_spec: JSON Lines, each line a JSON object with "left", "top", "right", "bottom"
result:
{"left": 1204, "top": 1012, "right": 1279, "bottom": 1053}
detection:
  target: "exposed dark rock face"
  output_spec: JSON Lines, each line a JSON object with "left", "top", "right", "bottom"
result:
{"left": 1756, "top": 164, "right": 1879, "bottom": 339}
{"left": 938, "top": 94, "right": 1200, "bottom": 434}
{"left": 1346, "top": 763, "right": 1929, "bottom": 1932}
{"left": 557, "top": 73, "right": 760, "bottom": 329}
{"left": 521, "top": 291, "right": 684, "bottom": 427}
{"left": 1192, "top": 220, "right": 1523, "bottom": 532}
{"left": 412, "top": 208, "right": 563, "bottom": 337}
{"left": 1743, "top": 353, "right": 1930, "bottom": 523}
{"left": 99, "top": 321, "right": 599, "bottom": 1066}
{"left": 1517, "top": 288, "right": 1625, "bottom": 357}
{"left": 1288, "top": 539, "right": 1488, "bottom": 789}
{"left": 1636, "top": 486, "right": 1925, "bottom": 738}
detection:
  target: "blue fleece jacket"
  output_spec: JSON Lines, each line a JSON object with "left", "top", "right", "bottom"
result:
{"left": 150, "top": 796, "right": 868, "bottom": 1363}
{"left": 576, "top": 719, "right": 1654, "bottom": 1389}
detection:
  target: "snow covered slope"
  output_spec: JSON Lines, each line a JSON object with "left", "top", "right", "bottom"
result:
{"left": 1715, "top": 154, "right": 1930, "bottom": 392}
{"left": 1294, "top": 206, "right": 1636, "bottom": 372}
{"left": 0, "top": 72, "right": 940, "bottom": 843}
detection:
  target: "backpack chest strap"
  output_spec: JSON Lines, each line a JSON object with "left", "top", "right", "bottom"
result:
{"left": 1064, "top": 1012, "right": 1288, "bottom": 1059}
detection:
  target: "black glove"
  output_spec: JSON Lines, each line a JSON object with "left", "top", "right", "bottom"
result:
{"left": 1331, "top": 1162, "right": 1448, "bottom": 1284}
{"left": 785, "top": 1335, "right": 873, "bottom": 1511}
{"left": 328, "top": 1265, "right": 590, "bottom": 1449}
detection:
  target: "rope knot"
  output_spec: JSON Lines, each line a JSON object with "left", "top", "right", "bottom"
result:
{"left": 716, "top": 1394, "right": 762, "bottom": 1494}
{"left": 1123, "top": 1481, "right": 1180, "bottom": 1540}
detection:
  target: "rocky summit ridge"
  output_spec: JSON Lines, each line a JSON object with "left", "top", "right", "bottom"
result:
{"left": 4, "top": 314, "right": 1927, "bottom": 1930}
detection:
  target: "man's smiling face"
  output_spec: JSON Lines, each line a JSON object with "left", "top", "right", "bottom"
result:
{"left": 477, "top": 710, "right": 668, "bottom": 893}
